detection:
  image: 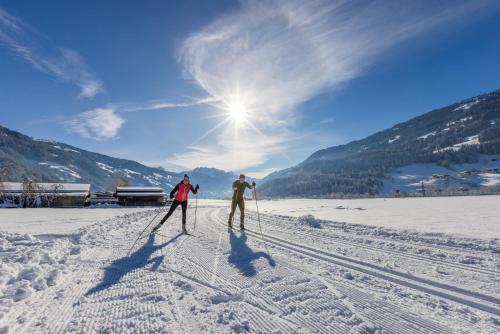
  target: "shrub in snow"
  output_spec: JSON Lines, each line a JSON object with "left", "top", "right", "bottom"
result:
{"left": 297, "top": 214, "right": 321, "bottom": 228}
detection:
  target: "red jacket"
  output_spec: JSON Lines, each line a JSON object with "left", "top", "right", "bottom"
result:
{"left": 171, "top": 182, "right": 197, "bottom": 202}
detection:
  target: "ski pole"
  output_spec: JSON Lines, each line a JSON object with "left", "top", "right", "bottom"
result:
{"left": 127, "top": 199, "right": 171, "bottom": 255}
{"left": 193, "top": 192, "right": 198, "bottom": 233}
{"left": 253, "top": 188, "right": 270, "bottom": 255}
{"left": 228, "top": 197, "right": 235, "bottom": 228}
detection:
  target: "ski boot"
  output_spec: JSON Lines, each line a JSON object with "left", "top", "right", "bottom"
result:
{"left": 182, "top": 224, "right": 188, "bottom": 234}
{"left": 239, "top": 224, "right": 245, "bottom": 231}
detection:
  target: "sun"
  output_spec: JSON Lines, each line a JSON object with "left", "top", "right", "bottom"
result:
{"left": 227, "top": 100, "right": 248, "bottom": 124}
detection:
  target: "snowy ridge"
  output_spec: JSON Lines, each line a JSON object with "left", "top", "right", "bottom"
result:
{"left": 433, "top": 135, "right": 480, "bottom": 154}
{"left": 383, "top": 154, "right": 500, "bottom": 195}
{"left": 453, "top": 98, "right": 483, "bottom": 111}
{"left": 388, "top": 135, "right": 400, "bottom": 143}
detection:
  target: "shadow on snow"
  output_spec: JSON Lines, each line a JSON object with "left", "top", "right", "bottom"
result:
{"left": 228, "top": 231, "right": 275, "bottom": 277}
{"left": 86, "top": 233, "right": 181, "bottom": 295}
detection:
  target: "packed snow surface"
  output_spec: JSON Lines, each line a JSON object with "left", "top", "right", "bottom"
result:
{"left": 0, "top": 208, "right": 151, "bottom": 235}
{"left": 0, "top": 199, "right": 498, "bottom": 333}
{"left": 255, "top": 196, "right": 500, "bottom": 239}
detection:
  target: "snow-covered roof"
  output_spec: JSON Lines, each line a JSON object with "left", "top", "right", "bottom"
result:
{"left": 116, "top": 192, "right": 167, "bottom": 197}
{"left": 0, "top": 182, "right": 91, "bottom": 194}
{"left": 116, "top": 187, "right": 164, "bottom": 193}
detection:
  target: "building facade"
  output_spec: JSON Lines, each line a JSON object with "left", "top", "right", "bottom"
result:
{"left": 0, "top": 182, "right": 91, "bottom": 207}
{"left": 115, "top": 187, "right": 167, "bottom": 206}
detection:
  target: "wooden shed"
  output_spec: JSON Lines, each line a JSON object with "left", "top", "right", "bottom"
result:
{"left": 115, "top": 187, "right": 167, "bottom": 206}
{"left": 0, "top": 182, "right": 91, "bottom": 207}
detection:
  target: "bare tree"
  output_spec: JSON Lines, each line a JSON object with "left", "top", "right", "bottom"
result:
{"left": 0, "top": 163, "right": 16, "bottom": 205}
{"left": 48, "top": 183, "right": 63, "bottom": 207}
{"left": 21, "top": 179, "right": 34, "bottom": 208}
{"left": 109, "top": 172, "right": 131, "bottom": 191}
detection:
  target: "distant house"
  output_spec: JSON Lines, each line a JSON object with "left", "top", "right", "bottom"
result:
{"left": 0, "top": 182, "right": 91, "bottom": 207}
{"left": 115, "top": 187, "right": 167, "bottom": 206}
{"left": 90, "top": 192, "right": 118, "bottom": 206}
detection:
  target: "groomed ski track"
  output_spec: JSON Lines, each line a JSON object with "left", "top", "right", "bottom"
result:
{"left": 1, "top": 204, "right": 498, "bottom": 333}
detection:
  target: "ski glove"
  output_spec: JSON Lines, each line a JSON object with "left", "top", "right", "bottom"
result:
{"left": 252, "top": 181, "right": 256, "bottom": 187}
{"left": 169, "top": 194, "right": 174, "bottom": 199}
{"left": 195, "top": 184, "right": 200, "bottom": 191}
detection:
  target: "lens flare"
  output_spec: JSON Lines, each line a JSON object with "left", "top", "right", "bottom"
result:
{"left": 227, "top": 100, "right": 248, "bottom": 125}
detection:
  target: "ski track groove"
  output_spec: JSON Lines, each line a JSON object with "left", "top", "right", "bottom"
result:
{"left": 173, "top": 229, "right": 299, "bottom": 331}
{"left": 336, "top": 284, "right": 448, "bottom": 334}
{"left": 211, "top": 208, "right": 500, "bottom": 318}
{"left": 221, "top": 213, "right": 455, "bottom": 334}
{"left": 251, "top": 212, "right": 499, "bottom": 277}
{"left": 246, "top": 226, "right": 500, "bottom": 317}
{"left": 177, "top": 213, "right": 367, "bottom": 333}
{"left": 60, "top": 214, "right": 184, "bottom": 333}
{"left": 161, "top": 229, "right": 202, "bottom": 333}
{"left": 228, "top": 211, "right": 500, "bottom": 305}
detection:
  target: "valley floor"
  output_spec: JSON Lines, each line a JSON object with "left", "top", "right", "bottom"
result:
{"left": 0, "top": 199, "right": 498, "bottom": 333}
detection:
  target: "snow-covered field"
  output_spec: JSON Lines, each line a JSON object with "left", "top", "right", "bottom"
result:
{"left": 0, "top": 208, "right": 152, "bottom": 235}
{"left": 381, "top": 154, "right": 500, "bottom": 195}
{"left": 254, "top": 196, "right": 500, "bottom": 239}
{"left": 0, "top": 198, "right": 498, "bottom": 333}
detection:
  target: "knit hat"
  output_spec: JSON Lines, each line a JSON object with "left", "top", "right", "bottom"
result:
{"left": 239, "top": 174, "right": 245, "bottom": 179}
{"left": 183, "top": 174, "right": 189, "bottom": 180}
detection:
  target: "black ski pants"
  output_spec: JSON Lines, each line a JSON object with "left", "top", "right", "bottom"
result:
{"left": 159, "top": 199, "right": 187, "bottom": 226}
{"left": 228, "top": 197, "right": 245, "bottom": 225}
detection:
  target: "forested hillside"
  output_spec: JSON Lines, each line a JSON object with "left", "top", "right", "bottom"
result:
{"left": 260, "top": 90, "right": 500, "bottom": 197}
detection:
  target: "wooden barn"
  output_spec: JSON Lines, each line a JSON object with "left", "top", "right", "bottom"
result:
{"left": 115, "top": 187, "right": 167, "bottom": 206}
{"left": 89, "top": 192, "right": 118, "bottom": 206}
{"left": 0, "top": 182, "right": 91, "bottom": 207}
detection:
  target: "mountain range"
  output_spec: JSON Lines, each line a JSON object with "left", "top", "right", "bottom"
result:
{"left": 260, "top": 89, "right": 500, "bottom": 197}
{"left": 0, "top": 127, "right": 244, "bottom": 198}
{"left": 1, "top": 89, "right": 499, "bottom": 198}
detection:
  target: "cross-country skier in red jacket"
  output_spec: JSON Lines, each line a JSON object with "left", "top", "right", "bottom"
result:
{"left": 152, "top": 174, "right": 199, "bottom": 234}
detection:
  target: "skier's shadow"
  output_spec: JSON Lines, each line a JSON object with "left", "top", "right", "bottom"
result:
{"left": 228, "top": 231, "right": 275, "bottom": 277}
{"left": 86, "top": 233, "right": 181, "bottom": 296}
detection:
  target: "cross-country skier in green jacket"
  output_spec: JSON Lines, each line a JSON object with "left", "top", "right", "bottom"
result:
{"left": 228, "top": 174, "right": 255, "bottom": 230}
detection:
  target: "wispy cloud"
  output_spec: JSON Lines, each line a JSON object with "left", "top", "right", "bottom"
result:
{"left": 0, "top": 7, "right": 102, "bottom": 99}
{"left": 171, "top": 0, "right": 495, "bottom": 172}
{"left": 66, "top": 108, "right": 124, "bottom": 141}
{"left": 320, "top": 117, "right": 335, "bottom": 124}
{"left": 65, "top": 96, "right": 212, "bottom": 140}
{"left": 171, "top": 125, "right": 290, "bottom": 171}
{"left": 116, "top": 96, "right": 216, "bottom": 113}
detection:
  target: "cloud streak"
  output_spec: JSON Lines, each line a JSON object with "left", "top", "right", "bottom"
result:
{"left": 0, "top": 7, "right": 102, "bottom": 99}
{"left": 66, "top": 108, "right": 124, "bottom": 141}
{"left": 172, "top": 0, "right": 496, "bottom": 172}
{"left": 65, "top": 96, "right": 213, "bottom": 140}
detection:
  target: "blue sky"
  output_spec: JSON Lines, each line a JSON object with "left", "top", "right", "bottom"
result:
{"left": 1, "top": 0, "right": 500, "bottom": 178}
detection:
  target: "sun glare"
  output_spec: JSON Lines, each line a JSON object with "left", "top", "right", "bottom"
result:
{"left": 227, "top": 100, "right": 248, "bottom": 124}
